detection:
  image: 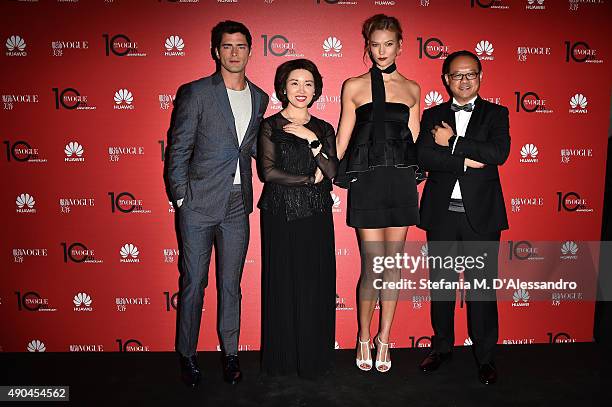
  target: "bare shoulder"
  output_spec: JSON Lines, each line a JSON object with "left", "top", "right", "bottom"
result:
{"left": 399, "top": 76, "right": 421, "bottom": 96}
{"left": 343, "top": 74, "right": 369, "bottom": 92}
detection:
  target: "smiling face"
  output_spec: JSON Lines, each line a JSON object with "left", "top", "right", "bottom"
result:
{"left": 215, "top": 32, "right": 251, "bottom": 74}
{"left": 284, "top": 69, "right": 315, "bottom": 109}
{"left": 368, "top": 29, "right": 402, "bottom": 69}
{"left": 445, "top": 55, "right": 483, "bottom": 104}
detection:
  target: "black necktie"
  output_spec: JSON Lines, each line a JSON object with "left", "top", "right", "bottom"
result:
{"left": 451, "top": 102, "right": 474, "bottom": 112}
{"left": 370, "top": 63, "right": 397, "bottom": 143}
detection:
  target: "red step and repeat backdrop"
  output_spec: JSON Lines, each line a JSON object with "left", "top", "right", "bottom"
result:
{"left": 1, "top": 0, "right": 610, "bottom": 353}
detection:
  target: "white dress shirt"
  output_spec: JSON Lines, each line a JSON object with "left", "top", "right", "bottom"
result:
{"left": 450, "top": 96, "right": 477, "bottom": 200}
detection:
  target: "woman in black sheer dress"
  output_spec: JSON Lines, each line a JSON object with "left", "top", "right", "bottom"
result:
{"left": 258, "top": 59, "right": 338, "bottom": 378}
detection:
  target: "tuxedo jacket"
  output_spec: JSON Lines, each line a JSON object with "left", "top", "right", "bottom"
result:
{"left": 417, "top": 96, "right": 510, "bottom": 234}
{"left": 167, "top": 72, "right": 269, "bottom": 221}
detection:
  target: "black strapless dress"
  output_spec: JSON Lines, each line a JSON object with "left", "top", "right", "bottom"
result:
{"left": 344, "top": 102, "right": 420, "bottom": 228}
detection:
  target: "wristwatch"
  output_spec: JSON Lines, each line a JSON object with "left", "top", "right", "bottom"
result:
{"left": 309, "top": 139, "right": 321, "bottom": 149}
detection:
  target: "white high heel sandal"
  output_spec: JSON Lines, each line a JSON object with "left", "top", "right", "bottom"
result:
{"left": 375, "top": 336, "right": 391, "bottom": 372}
{"left": 356, "top": 338, "right": 373, "bottom": 371}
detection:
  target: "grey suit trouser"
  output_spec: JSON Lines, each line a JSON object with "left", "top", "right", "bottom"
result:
{"left": 177, "top": 185, "right": 248, "bottom": 357}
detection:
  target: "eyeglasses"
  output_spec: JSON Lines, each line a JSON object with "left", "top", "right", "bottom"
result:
{"left": 448, "top": 71, "right": 480, "bottom": 81}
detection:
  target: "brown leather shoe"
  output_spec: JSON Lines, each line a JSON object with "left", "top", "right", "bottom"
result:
{"left": 478, "top": 362, "right": 497, "bottom": 385}
{"left": 419, "top": 351, "right": 452, "bottom": 372}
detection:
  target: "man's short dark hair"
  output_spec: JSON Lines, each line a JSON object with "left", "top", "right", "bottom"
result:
{"left": 211, "top": 20, "right": 252, "bottom": 58}
{"left": 274, "top": 59, "right": 323, "bottom": 108}
{"left": 442, "top": 50, "right": 482, "bottom": 75}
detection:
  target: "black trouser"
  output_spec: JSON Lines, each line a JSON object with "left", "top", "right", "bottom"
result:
{"left": 426, "top": 210, "right": 500, "bottom": 364}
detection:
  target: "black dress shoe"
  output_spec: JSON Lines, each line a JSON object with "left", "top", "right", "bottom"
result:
{"left": 179, "top": 355, "right": 202, "bottom": 388}
{"left": 223, "top": 354, "right": 242, "bottom": 384}
{"left": 419, "top": 351, "right": 452, "bottom": 372}
{"left": 478, "top": 362, "right": 497, "bottom": 385}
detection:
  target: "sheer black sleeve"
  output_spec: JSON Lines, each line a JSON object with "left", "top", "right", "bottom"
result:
{"left": 258, "top": 120, "right": 314, "bottom": 186}
{"left": 313, "top": 122, "right": 339, "bottom": 180}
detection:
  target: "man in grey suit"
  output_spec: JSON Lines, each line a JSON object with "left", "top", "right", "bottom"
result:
{"left": 167, "top": 20, "right": 269, "bottom": 387}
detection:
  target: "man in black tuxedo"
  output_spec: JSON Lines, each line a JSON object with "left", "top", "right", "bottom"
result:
{"left": 416, "top": 50, "right": 510, "bottom": 385}
{"left": 167, "top": 21, "right": 268, "bottom": 387}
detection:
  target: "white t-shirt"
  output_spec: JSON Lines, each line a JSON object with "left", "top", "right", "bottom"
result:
{"left": 227, "top": 83, "right": 252, "bottom": 185}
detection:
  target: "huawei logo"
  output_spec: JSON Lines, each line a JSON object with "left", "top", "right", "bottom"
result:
{"left": 120, "top": 243, "right": 139, "bottom": 259}
{"left": 331, "top": 193, "right": 341, "bottom": 208}
{"left": 64, "top": 142, "right": 84, "bottom": 158}
{"left": 424, "top": 91, "right": 444, "bottom": 107}
{"left": 513, "top": 288, "right": 530, "bottom": 303}
{"left": 16, "top": 193, "right": 35, "bottom": 209}
{"left": 114, "top": 89, "right": 133, "bottom": 105}
{"left": 561, "top": 241, "right": 578, "bottom": 255}
{"left": 475, "top": 40, "right": 494, "bottom": 56}
{"left": 323, "top": 36, "right": 342, "bottom": 53}
{"left": 569, "top": 93, "right": 587, "bottom": 109}
{"left": 164, "top": 36, "right": 184, "bottom": 51}
{"left": 27, "top": 339, "right": 46, "bottom": 352}
{"left": 520, "top": 143, "right": 538, "bottom": 159}
{"left": 527, "top": 0, "right": 544, "bottom": 4}
{"left": 73, "top": 292, "right": 92, "bottom": 307}
{"left": 6, "top": 35, "right": 26, "bottom": 52}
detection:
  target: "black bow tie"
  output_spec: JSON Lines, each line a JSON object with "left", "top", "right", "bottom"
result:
{"left": 451, "top": 102, "right": 474, "bottom": 112}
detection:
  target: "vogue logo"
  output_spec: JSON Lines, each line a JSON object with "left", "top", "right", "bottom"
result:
{"left": 316, "top": 0, "right": 358, "bottom": 5}
{"left": 116, "top": 298, "right": 151, "bottom": 312}
{"left": 417, "top": 37, "right": 448, "bottom": 59}
{"left": 470, "top": 0, "right": 510, "bottom": 9}
{"left": 51, "top": 40, "right": 89, "bottom": 57}
{"left": 261, "top": 34, "right": 302, "bottom": 57}
{"left": 116, "top": 339, "right": 149, "bottom": 352}
{"left": 510, "top": 197, "right": 544, "bottom": 213}
{"left": 103, "top": 34, "right": 146, "bottom": 57}
{"left": 3, "top": 94, "right": 39, "bottom": 110}
{"left": 514, "top": 91, "right": 552, "bottom": 113}
{"left": 16, "top": 291, "right": 56, "bottom": 312}
{"left": 560, "top": 148, "right": 592, "bottom": 164}
{"left": 61, "top": 242, "right": 102, "bottom": 263}
{"left": 3, "top": 140, "right": 42, "bottom": 162}
{"left": 508, "top": 240, "right": 544, "bottom": 261}
{"left": 517, "top": 46, "right": 551, "bottom": 62}
{"left": 565, "top": 41, "right": 602, "bottom": 63}
{"left": 108, "top": 191, "right": 149, "bottom": 213}
{"left": 557, "top": 191, "right": 592, "bottom": 212}
{"left": 52, "top": 87, "right": 94, "bottom": 110}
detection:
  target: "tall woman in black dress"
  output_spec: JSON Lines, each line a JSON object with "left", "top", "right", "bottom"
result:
{"left": 258, "top": 59, "right": 338, "bottom": 378}
{"left": 335, "top": 14, "right": 421, "bottom": 372}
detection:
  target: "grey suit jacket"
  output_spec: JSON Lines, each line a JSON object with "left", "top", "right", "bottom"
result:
{"left": 167, "top": 72, "right": 269, "bottom": 221}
